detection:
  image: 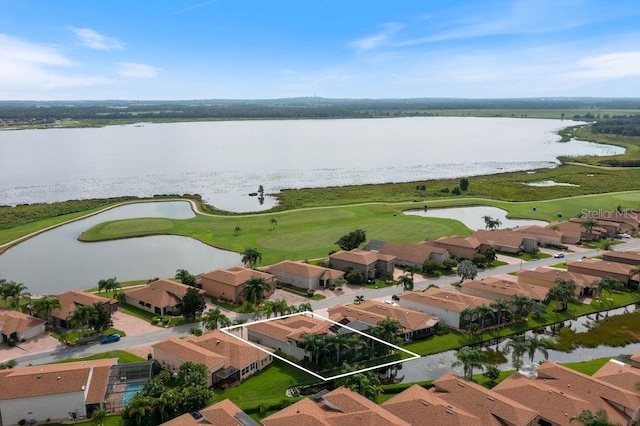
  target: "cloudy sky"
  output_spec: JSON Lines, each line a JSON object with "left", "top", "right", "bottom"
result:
{"left": 2, "top": 0, "right": 640, "bottom": 100}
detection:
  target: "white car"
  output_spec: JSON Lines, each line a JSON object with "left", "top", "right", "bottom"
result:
{"left": 618, "top": 233, "right": 631, "bottom": 239}
{"left": 553, "top": 252, "right": 565, "bottom": 258}
{"left": 383, "top": 300, "right": 399, "bottom": 306}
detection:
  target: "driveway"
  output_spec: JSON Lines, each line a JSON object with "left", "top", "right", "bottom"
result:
{"left": 0, "top": 333, "right": 61, "bottom": 363}
{"left": 111, "top": 310, "right": 160, "bottom": 337}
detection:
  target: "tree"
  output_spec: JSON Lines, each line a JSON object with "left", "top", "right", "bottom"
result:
{"left": 243, "top": 277, "right": 272, "bottom": 305}
{"left": 483, "top": 365, "right": 501, "bottom": 385}
{"left": 570, "top": 409, "right": 618, "bottom": 426}
{"left": 483, "top": 247, "right": 497, "bottom": 265}
{"left": 92, "top": 407, "right": 107, "bottom": 426}
{"left": 472, "top": 254, "right": 487, "bottom": 268}
{"left": 375, "top": 318, "right": 403, "bottom": 343}
{"left": 483, "top": 215, "right": 502, "bottom": 230}
{"left": 233, "top": 226, "right": 242, "bottom": 236}
{"left": 300, "top": 333, "right": 325, "bottom": 365}
{"left": 335, "top": 229, "right": 367, "bottom": 251}
{"left": 297, "top": 302, "right": 313, "bottom": 312}
{"left": 270, "top": 218, "right": 278, "bottom": 230}
{"left": 530, "top": 300, "right": 548, "bottom": 317}
{"left": 354, "top": 295, "right": 365, "bottom": 305}
{"left": 337, "top": 367, "right": 380, "bottom": 401}
{"left": 459, "top": 177, "right": 469, "bottom": 191}
{"left": 490, "top": 298, "right": 511, "bottom": 325}
{"left": 475, "top": 304, "right": 495, "bottom": 329}
{"left": 6, "top": 281, "right": 30, "bottom": 310}
{"left": 241, "top": 247, "right": 262, "bottom": 269}
{"left": 176, "top": 361, "right": 209, "bottom": 388}
{"left": 122, "top": 394, "right": 155, "bottom": 426}
{"left": 596, "top": 276, "right": 624, "bottom": 303}
{"left": 345, "top": 269, "right": 365, "bottom": 285}
{"left": 202, "top": 307, "right": 231, "bottom": 330}
{"left": 98, "top": 277, "right": 120, "bottom": 297}
{"left": 397, "top": 274, "right": 414, "bottom": 291}
{"left": 457, "top": 259, "right": 478, "bottom": 282}
{"left": 88, "top": 302, "right": 113, "bottom": 332}
{"left": 451, "top": 346, "right": 485, "bottom": 380}
{"left": 422, "top": 260, "right": 441, "bottom": 275}
{"left": 549, "top": 278, "right": 576, "bottom": 312}
{"left": 581, "top": 219, "right": 597, "bottom": 239}
{"left": 525, "top": 335, "right": 549, "bottom": 365}
{"left": 67, "top": 304, "right": 98, "bottom": 332}
{"left": 326, "top": 334, "right": 351, "bottom": 364}
{"left": 511, "top": 294, "right": 533, "bottom": 319}
{"left": 504, "top": 335, "right": 527, "bottom": 370}
{"left": 33, "top": 295, "right": 61, "bottom": 321}
{"left": 174, "top": 270, "right": 196, "bottom": 287}
{"left": 181, "top": 288, "right": 206, "bottom": 319}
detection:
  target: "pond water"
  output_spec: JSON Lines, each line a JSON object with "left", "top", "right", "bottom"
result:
{"left": 403, "top": 206, "right": 548, "bottom": 231}
{"left": 523, "top": 180, "right": 580, "bottom": 187}
{"left": 397, "top": 304, "right": 639, "bottom": 383}
{"left": 0, "top": 117, "right": 624, "bottom": 212}
{"left": 0, "top": 202, "right": 241, "bottom": 295}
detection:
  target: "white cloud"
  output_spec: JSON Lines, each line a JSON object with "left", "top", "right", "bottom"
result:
{"left": 562, "top": 51, "right": 640, "bottom": 80}
{"left": 117, "top": 62, "right": 159, "bottom": 79}
{"left": 175, "top": 0, "right": 218, "bottom": 14}
{"left": 69, "top": 27, "right": 123, "bottom": 50}
{"left": 350, "top": 23, "right": 404, "bottom": 50}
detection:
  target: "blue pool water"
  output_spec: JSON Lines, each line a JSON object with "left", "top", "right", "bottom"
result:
{"left": 121, "top": 382, "right": 145, "bottom": 406}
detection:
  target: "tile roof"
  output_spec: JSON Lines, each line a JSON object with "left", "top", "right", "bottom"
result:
{"left": 152, "top": 336, "right": 226, "bottom": 369}
{"left": 567, "top": 258, "right": 636, "bottom": 275}
{"left": 185, "top": 330, "right": 274, "bottom": 370}
{"left": 431, "top": 236, "right": 482, "bottom": 249}
{"left": 517, "top": 267, "right": 600, "bottom": 290}
{"left": 516, "top": 225, "right": 563, "bottom": 238}
{"left": 377, "top": 242, "right": 439, "bottom": 264}
{"left": 602, "top": 250, "right": 640, "bottom": 263}
{"left": 592, "top": 359, "right": 640, "bottom": 392}
{"left": 246, "top": 315, "right": 332, "bottom": 343}
{"left": 329, "top": 249, "right": 379, "bottom": 265}
{"left": 125, "top": 279, "right": 204, "bottom": 309}
{"left": 400, "top": 287, "right": 493, "bottom": 313}
{"left": 462, "top": 277, "right": 549, "bottom": 301}
{"left": 472, "top": 229, "right": 529, "bottom": 249}
{"left": 0, "top": 309, "right": 45, "bottom": 335}
{"left": 161, "top": 399, "right": 253, "bottom": 426}
{"left": 265, "top": 261, "right": 344, "bottom": 280}
{"left": 0, "top": 358, "right": 116, "bottom": 401}
{"left": 51, "top": 290, "right": 115, "bottom": 320}
{"left": 328, "top": 301, "right": 439, "bottom": 333}
{"left": 382, "top": 384, "right": 483, "bottom": 426}
{"left": 433, "top": 373, "right": 538, "bottom": 426}
{"left": 631, "top": 348, "right": 640, "bottom": 365}
{"left": 200, "top": 267, "right": 274, "bottom": 288}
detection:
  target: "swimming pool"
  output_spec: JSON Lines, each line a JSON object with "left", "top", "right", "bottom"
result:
{"left": 121, "top": 381, "right": 145, "bottom": 406}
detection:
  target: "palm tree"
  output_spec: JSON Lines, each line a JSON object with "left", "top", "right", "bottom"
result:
{"left": 451, "top": 346, "right": 485, "bottom": 380}
{"left": 460, "top": 307, "right": 477, "bottom": 331}
{"left": 0, "top": 279, "right": 10, "bottom": 307}
{"left": 98, "top": 277, "right": 120, "bottom": 297}
{"left": 549, "top": 278, "right": 576, "bottom": 312}
{"left": 242, "top": 277, "right": 271, "bottom": 305}
{"left": 91, "top": 407, "right": 107, "bottom": 426}
{"left": 201, "top": 307, "right": 230, "bottom": 330}
{"left": 354, "top": 295, "right": 365, "bottom": 305}
{"left": 125, "top": 395, "right": 154, "bottom": 426}
{"left": 7, "top": 282, "right": 30, "bottom": 310}
{"left": 404, "top": 264, "right": 420, "bottom": 279}
{"left": 525, "top": 335, "right": 549, "bottom": 365}
{"left": 270, "top": 218, "right": 278, "bottom": 230}
{"left": 375, "top": 318, "right": 403, "bottom": 343}
{"left": 241, "top": 247, "right": 262, "bottom": 269}
{"left": 596, "top": 276, "right": 624, "bottom": 303}
{"left": 327, "top": 334, "right": 351, "bottom": 364}
{"left": 67, "top": 304, "right": 98, "bottom": 332}
{"left": 397, "top": 274, "right": 414, "bottom": 291}
{"left": 581, "top": 219, "right": 597, "bottom": 239}
{"left": 337, "top": 367, "right": 380, "bottom": 401}
{"left": 504, "top": 335, "right": 527, "bottom": 370}
{"left": 511, "top": 294, "right": 533, "bottom": 319}
{"left": 297, "top": 302, "right": 313, "bottom": 312}
{"left": 482, "top": 215, "right": 501, "bottom": 230}
{"left": 490, "top": 298, "right": 511, "bottom": 325}
{"left": 33, "top": 296, "right": 62, "bottom": 321}
{"left": 299, "top": 333, "right": 325, "bottom": 365}
{"left": 475, "top": 304, "right": 495, "bottom": 329}
{"left": 152, "top": 395, "right": 171, "bottom": 424}
{"left": 570, "top": 409, "right": 618, "bottom": 426}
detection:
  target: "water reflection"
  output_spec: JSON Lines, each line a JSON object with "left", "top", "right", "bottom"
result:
{"left": 404, "top": 206, "right": 547, "bottom": 231}
{"left": 0, "top": 202, "right": 241, "bottom": 295}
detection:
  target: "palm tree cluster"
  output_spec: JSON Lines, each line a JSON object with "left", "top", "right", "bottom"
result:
{"left": 337, "top": 363, "right": 381, "bottom": 401}
{"left": 66, "top": 303, "right": 113, "bottom": 333}
{"left": 451, "top": 346, "right": 486, "bottom": 380}
{"left": 595, "top": 277, "right": 624, "bottom": 303}
{"left": 242, "top": 277, "right": 272, "bottom": 305}
{"left": 482, "top": 215, "right": 502, "bottom": 230}
{"left": 201, "top": 307, "right": 232, "bottom": 330}
{"left": 503, "top": 334, "right": 549, "bottom": 370}
{"left": 460, "top": 298, "right": 515, "bottom": 333}
{"left": 549, "top": 278, "right": 577, "bottom": 312}
{"left": 253, "top": 299, "right": 313, "bottom": 320}
{"left": 97, "top": 277, "right": 121, "bottom": 297}
{"left": 241, "top": 247, "right": 262, "bottom": 270}
{"left": 0, "top": 279, "right": 30, "bottom": 310}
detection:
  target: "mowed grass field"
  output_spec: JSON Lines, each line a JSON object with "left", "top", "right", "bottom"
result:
{"left": 79, "top": 191, "right": 640, "bottom": 264}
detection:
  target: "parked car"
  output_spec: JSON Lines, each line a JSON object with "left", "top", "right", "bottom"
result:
{"left": 618, "top": 233, "right": 631, "bottom": 239}
{"left": 391, "top": 294, "right": 400, "bottom": 301}
{"left": 553, "top": 252, "right": 565, "bottom": 258}
{"left": 383, "top": 300, "right": 398, "bottom": 306}
{"left": 101, "top": 333, "right": 120, "bottom": 344}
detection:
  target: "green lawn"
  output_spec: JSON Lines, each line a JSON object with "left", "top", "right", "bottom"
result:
{"left": 51, "top": 327, "right": 126, "bottom": 345}
{"left": 51, "top": 349, "right": 145, "bottom": 364}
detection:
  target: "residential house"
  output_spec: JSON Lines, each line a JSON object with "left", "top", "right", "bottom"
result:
{"left": 472, "top": 229, "right": 538, "bottom": 254}
{"left": 369, "top": 241, "right": 449, "bottom": 267}
{"left": 183, "top": 330, "right": 274, "bottom": 388}
{"left": 601, "top": 250, "right": 640, "bottom": 266}
{"left": 0, "top": 309, "right": 46, "bottom": 343}
{"left": 161, "top": 399, "right": 258, "bottom": 426}
{"left": 423, "top": 236, "right": 481, "bottom": 260}
{"left": 328, "top": 300, "right": 440, "bottom": 341}
{"left": 329, "top": 248, "right": 395, "bottom": 279}
{"left": 398, "top": 287, "right": 493, "bottom": 329}
{"left": 592, "top": 359, "right": 640, "bottom": 393}
{"left": 262, "top": 386, "right": 410, "bottom": 426}
{"left": 123, "top": 279, "right": 205, "bottom": 316}
{"left": 246, "top": 314, "right": 334, "bottom": 361}
{"left": 152, "top": 337, "right": 227, "bottom": 387}
{"left": 0, "top": 358, "right": 117, "bottom": 425}
{"left": 567, "top": 258, "right": 637, "bottom": 287}
{"left": 50, "top": 290, "right": 118, "bottom": 329}
{"left": 584, "top": 209, "right": 640, "bottom": 233}
{"left": 516, "top": 225, "right": 564, "bottom": 247}
{"left": 546, "top": 221, "right": 585, "bottom": 244}
{"left": 517, "top": 266, "right": 601, "bottom": 297}
{"left": 569, "top": 217, "right": 617, "bottom": 239}
{"left": 263, "top": 260, "right": 344, "bottom": 290}
{"left": 199, "top": 267, "right": 276, "bottom": 304}
{"left": 493, "top": 362, "right": 640, "bottom": 426}
{"left": 461, "top": 276, "right": 549, "bottom": 303}
{"left": 431, "top": 373, "right": 539, "bottom": 426}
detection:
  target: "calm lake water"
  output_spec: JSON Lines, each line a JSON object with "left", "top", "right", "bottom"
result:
{"left": 0, "top": 202, "right": 241, "bottom": 295}
{"left": 0, "top": 117, "right": 623, "bottom": 212}
{"left": 404, "top": 206, "right": 548, "bottom": 230}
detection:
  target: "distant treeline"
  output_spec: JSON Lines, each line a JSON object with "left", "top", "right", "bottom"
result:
{"left": 591, "top": 114, "right": 640, "bottom": 137}
{"left": 2, "top": 97, "right": 640, "bottom": 123}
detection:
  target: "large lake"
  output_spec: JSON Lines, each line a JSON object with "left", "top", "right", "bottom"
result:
{"left": 0, "top": 117, "right": 623, "bottom": 212}
{"left": 0, "top": 202, "right": 241, "bottom": 295}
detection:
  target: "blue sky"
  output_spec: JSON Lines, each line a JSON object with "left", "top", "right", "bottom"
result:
{"left": 2, "top": 0, "right": 640, "bottom": 100}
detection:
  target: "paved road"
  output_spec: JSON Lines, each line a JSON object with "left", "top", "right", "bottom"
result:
{"left": 15, "top": 240, "right": 640, "bottom": 367}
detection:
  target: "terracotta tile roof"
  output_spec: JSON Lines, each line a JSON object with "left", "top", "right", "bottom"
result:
{"left": 472, "top": 229, "right": 529, "bottom": 249}
{"left": 0, "top": 358, "right": 116, "bottom": 401}
{"left": 462, "top": 277, "right": 549, "bottom": 301}
{"left": 262, "top": 398, "right": 332, "bottom": 426}
{"left": 433, "top": 373, "right": 538, "bottom": 426}
{"left": 400, "top": 287, "right": 493, "bottom": 313}
{"left": 516, "top": 225, "right": 563, "bottom": 238}
{"left": 375, "top": 252, "right": 397, "bottom": 262}
{"left": 570, "top": 217, "right": 622, "bottom": 230}
{"left": 0, "top": 309, "right": 45, "bottom": 335}
{"left": 602, "top": 250, "right": 640, "bottom": 263}
{"left": 200, "top": 267, "right": 274, "bottom": 288}
{"left": 185, "top": 330, "right": 273, "bottom": 370}
{"left": 567, "top": 258, "right": 636, "bottom": 275}
{"left": 517, "top": 267, "right": 600, "bottom": 290}
{"left": 125, "top": 279, "right": 204, "bottom": 309}
{"left": 330, "top": 249, "right": 379, "bottom": 265}
{"left": 584, "top": 210, "right": 640, "bottom": 226}
{"left": 547, "top": 221, "right": 583, "bottom": 241}
{"left": 51, "top": 290, "right": 115, "bottom": 320}
{"left": 152, "top": 336, "right": 226, "bottom": 369}
{"left": 265, "top": 261, "right": 344, "bottom": 280}
{"left": 328, "top": 301, "right": 440, "bottom": 333}
{"left": 592, "top": 359, "right": 640, "bottom": 392}
{"left": 432, "top": 236, "right": 482, "bottom": 249}
{"left": 162, "top": 399, "right": 252, "bottom": 425}
{"left": 631, "top": 348, "right": 640, "bottom": 365}
{"left": 378, "top": 242, "right": 439, "bottom": 264}
{"left": 247, "top": 315, "right": 332, "bottom": 343}
{"left": 382, "top": 384, "right": 483, "bottom": 426}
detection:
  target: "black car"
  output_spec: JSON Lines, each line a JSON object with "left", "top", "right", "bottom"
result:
{"left": 391, "top": 294, "right": 400, "bottom": 301}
